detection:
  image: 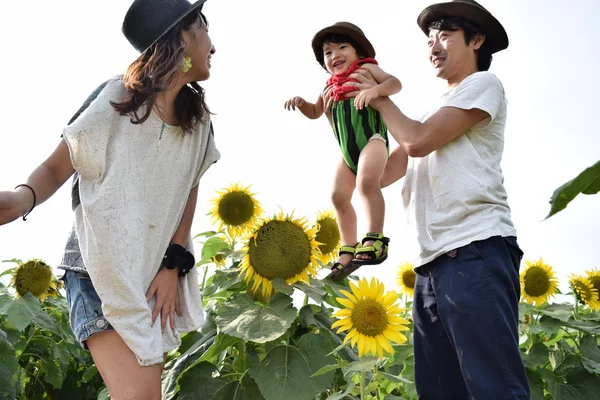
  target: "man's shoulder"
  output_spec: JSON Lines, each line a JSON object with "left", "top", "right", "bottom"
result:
{"left": 461, "top": 71, "right": 503, "bottom": 91}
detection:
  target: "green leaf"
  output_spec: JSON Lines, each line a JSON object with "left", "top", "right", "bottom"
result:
{"left": 215, "top": 293, "right": 297, "bottom": 343}
{"left": 200, "top": 236, "right": 231, "bottom": 262}
{"left": 522, "top": 343, "right": 550, "bottom": 369}
{"left": 343, "top": 356, "right": 379, "bottom": 374}
{"left": 178, "top": 361, "right": 264, "bottom": 400}
{"left": 0, "top": 339, "right": 17, "bottom": 400}
{"left": 311, "top": 362, "right": 347, "bottom": 378}
{"left": 249, "top": 341, "right": 329, "bottom": 400}
{"left": 537, "top": 303, "right": 573, "bottom": 322}
{"left": 547, "top": 367, "right": 600, "bottom": 400}
{"left": 82, "top": 365, "right": 98, "bottom": 383}
{"left": 530, "top": 315, "right": 564, "bottom": 335}
{"left": 566, "top": 319, "right": 600, "bottom": 334}
{"left": 580, "top": 335, "right": 600, "bottom": 374}
{"left": 326, "top": 381, "right": 355, "bottom": 400}
{"left": 378, "top": 371, "right": 413, "bottom": 384}
{"left": 526, "top": 368, "right": 545, "bottom": 400}
{"left": 0, "top": 268, "right": 16, "bottom": 279}
{"left": 271, "top": 278, "right": 294, "bottom": 295}
{"left": 293, "top": 280, "right": 327, "bottom": 303}
{"left": 296, "top": 332, "right": 337, "bottom": 389}
{"left": 97, "top": 387, "right": 110, "bottom": 400}
{"left": 546, "top": 160, "right": 600, "bottom": 218}
{"left": 202, "top": 269, "right": 244, "bottom": 298}
{"left": 193, "top": 230, "right": 220, "bottom": 239}
{"left": 2, "top": 293, "right": 42, "bottom": 331}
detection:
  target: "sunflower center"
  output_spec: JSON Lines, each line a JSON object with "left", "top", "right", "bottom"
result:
{"left": 573, "top": 280, "right": 594, "bottom": 303}
{"left": 588, "top": 276, "right": 600, "bottom": 293}
{"left": 351, "top": 299, "right": 388, "bottom": 337}
{"left": 247, "top": 220, "right": 311, "bottom": 280}
{"left": 15, "top": 260, "right": 53, "bottom": 297}
{"left": 523, "top": 267, "right": 551, "bottom": 297}
{"left": 316, "top": 217, "right": 341, "bottom": 255}
{"left": 218, "top": 191, "right": 255, "bottom": 226}
{"left": 402, "top": 270, "right": 416, "bottom": 289}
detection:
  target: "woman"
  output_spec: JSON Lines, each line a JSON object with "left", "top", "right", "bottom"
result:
{"left": 0, "top": 0, "right": 219, "bottom": 398}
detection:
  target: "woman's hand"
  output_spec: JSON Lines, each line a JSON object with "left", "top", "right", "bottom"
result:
{"left": 146, "top": 267, "right": 182, "bottom": 332}
{"left": 0, "top": 188, "right": 34, "bottom": 225}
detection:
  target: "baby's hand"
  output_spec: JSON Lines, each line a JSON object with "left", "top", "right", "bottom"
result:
{"left": 354, "top": 88, "right": 379, "bottom": 110}
{"left": 284, "top": 96, "right": 305, "bottom": 111}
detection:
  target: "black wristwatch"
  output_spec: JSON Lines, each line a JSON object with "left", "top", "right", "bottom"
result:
{"left": 162, "top": 244, "right": 195, "bottom": 277}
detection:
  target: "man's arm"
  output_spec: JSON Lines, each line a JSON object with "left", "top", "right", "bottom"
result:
{"left": 376, "top": 98, "right": 488, "bottom": 157}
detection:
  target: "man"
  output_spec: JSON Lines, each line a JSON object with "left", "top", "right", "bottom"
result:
{"left": 346, "top": 0, "right": 530, "bottom": 398}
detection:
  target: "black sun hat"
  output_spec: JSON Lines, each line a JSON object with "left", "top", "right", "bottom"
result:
{"left": 122, "top": 0, "right": 207, "bottom": 53}
{"left": 311, "top": 22, "right": 376, "bottom": 68}
{"left": 417, "top": 0, "right": 508, "bottom": 54}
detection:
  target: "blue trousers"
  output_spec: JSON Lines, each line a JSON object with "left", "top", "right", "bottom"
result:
{"left": 412, "top": 236, "right": 530, "bottom": 399}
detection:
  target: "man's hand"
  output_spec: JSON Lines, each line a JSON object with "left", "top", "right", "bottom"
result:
{"left": 343, "top": 68, "right": 382, "bottom": 107}
{"left": 321, "top": 85, "right": 334, "bottom": 121}
{"left": 146, "top": 267, "right": 182, "bottom": 332}
{"left": 284, "top": 96, "right": 305, "bottom": 111}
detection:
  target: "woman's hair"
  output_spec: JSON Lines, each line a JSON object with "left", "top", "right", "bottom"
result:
{"left": 322, "top": 33, "right": 367, "bottom": 59}
{"left": 428, "top": 17, "right": 493, "bottom": 71}
{"left": 111, "top": 11, "right": 209, "bottom": 134}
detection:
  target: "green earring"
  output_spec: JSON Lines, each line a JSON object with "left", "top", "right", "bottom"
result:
{"left": 182, "top": 56, "right": 192, "bottom": 73}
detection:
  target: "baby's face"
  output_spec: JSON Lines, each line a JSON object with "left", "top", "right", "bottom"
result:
{"left": 323, "top": 42, "right": 359, "bottom": 74}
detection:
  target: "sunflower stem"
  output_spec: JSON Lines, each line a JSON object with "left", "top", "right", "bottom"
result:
{"left": 573, "top": 292, "right": 580, "bottom": 320}
{"left": 303, "top": 294, "right": 309, "bottom": 306}
{"left": 200, "top": 265, "right": 209, "bottom": 291}
{"left": 360, "top": 369, "right": 367, "bottom": 399}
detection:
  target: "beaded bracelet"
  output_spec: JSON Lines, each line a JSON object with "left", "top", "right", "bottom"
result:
{"left": 14, "top": 184, "right": 36, "bottom": 221}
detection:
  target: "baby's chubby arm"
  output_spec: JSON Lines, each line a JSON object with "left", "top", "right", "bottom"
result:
{"left": 284, "top": 93, "right": 325, "bottom": 120}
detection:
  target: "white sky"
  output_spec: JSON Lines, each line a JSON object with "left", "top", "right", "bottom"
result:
{"left": 0, "top": 0, "right": 598, "bottom": 293}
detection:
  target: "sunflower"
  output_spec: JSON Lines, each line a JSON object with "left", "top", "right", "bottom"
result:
{"left": 396, "top": 261, "right": 416, "bottom": 298}
{"left": 520, "top": 258, "right": 559, "bottom": 306}
{"left": 239, "top": 211, "right": 321, "bottom": 297}
{"left": 569, "top": 274, "right": 600, "bottom": 309}
{"left": 10, "top": 259, "right": 57, "bottom": 301}
{"left": 585, "top": 268, "right": 600, "bottom": 296}
{"left": 211, "top": 254, "right": 227, "bottom": 269}
{"left": 314, "top": 209, "right": 341, "bottom": 264}
{"left": 210, "top": 183, "right": 263, "bottom": 238}
{"left": 331, "top": 277, "right": 410, "bottom": 359}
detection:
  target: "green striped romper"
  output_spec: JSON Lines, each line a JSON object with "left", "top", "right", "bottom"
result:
{"left": 330, "top": 99, "right": 389, "bottom": 174}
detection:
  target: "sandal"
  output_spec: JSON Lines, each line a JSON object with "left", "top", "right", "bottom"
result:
{"left": 353, "top": 232, "right": 390, "bottom": 266}
{"left": 327, "top": 243, "right": 362, "bottom": 281}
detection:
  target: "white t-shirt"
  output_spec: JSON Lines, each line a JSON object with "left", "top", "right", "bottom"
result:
{"left": 402, "top": 71, "right": 516, "bottom": 267}
{"left": 62, "top": 80, "right": 220, "bottom": 366}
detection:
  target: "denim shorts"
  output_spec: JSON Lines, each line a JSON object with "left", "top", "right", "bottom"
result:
{"left": 61, "top": 270, "right": 113, "bottom": 348}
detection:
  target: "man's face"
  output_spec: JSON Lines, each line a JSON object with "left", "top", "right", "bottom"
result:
{"left": 428, "top": 27, "right": 482, "bottom": 80}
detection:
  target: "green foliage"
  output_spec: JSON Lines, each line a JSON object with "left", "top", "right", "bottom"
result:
{"left": 2, "top": 231, "right": 599, "bottom": 400}
{"left": 547, "top": 160, "right": 600, "bottom": 219}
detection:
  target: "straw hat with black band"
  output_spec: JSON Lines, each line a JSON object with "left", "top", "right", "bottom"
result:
{"left": 122, "top": 0, "right": 207, "bottom": 54}
{"left": 417, "top": 0, "right": 508, "bottom": 54}
{"left": 311, "top": 22, "right": 376, "bottom": 70}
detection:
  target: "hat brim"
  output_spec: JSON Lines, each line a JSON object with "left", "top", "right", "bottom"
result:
{"left": 143, "top": 0, "right": 207, "bottom": 53}
{"left": 311, "top": 25, "right": 376, "bottom": 67}
{"left": 417, "top": 2, "right": 508, "bottom": 53}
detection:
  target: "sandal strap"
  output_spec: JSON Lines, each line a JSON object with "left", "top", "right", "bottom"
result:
{"left": 339, "top": 243, "right": 359, "bottom": 256}
{"left": 361, "top": 232, "right": 390, "bottom": 245}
